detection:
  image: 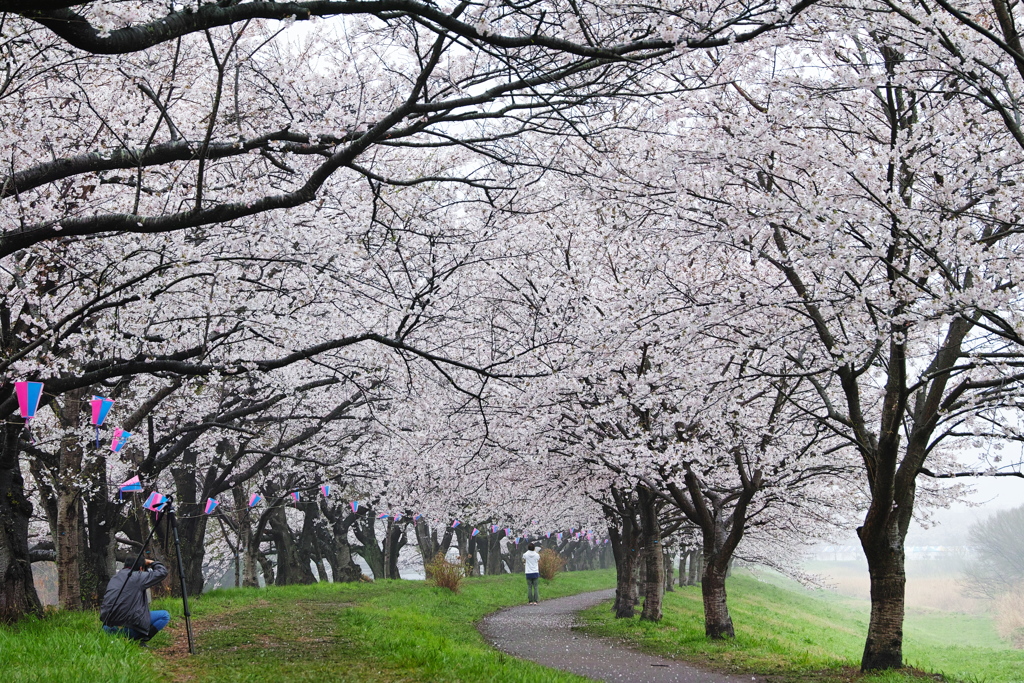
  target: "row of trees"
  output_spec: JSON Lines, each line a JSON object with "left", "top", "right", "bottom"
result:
{"left": 2, "top": 0, "right": 1024, "bottom": 674}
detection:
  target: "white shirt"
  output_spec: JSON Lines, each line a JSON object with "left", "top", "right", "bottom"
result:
{"left": 523, "top": 550, "right": 540, "bottom": 574}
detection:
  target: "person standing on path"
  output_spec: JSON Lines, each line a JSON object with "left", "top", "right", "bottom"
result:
{"left": 524, "top": 543, "right": 541, "bottom": 604}
{"left": 100, "top": 558, "right": 171, "bottom": 644}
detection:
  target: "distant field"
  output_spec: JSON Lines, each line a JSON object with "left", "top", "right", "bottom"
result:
{"left": 805, "top": 559, "right": 990, "bottom": 615}
{"left": 578, "top": 570, "right": 1022, "bottom": 683}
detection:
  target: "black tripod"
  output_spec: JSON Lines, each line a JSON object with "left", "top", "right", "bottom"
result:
{"left": 103, "top": 497, "right": 195, "bottom": 654}
{"left": 166, "top": 498, "right": 196, "bottom": 654}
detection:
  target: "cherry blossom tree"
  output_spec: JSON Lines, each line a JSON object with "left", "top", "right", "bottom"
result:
{"left": 643, "top": 15, "right": 1024, "bottom": 667}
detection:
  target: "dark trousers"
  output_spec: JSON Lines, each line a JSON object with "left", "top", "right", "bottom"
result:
{"left": 526, "top": 573, "right": 539, "bottom": 602}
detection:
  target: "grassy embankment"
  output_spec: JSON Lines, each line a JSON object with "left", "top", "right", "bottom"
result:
{"left": 1, "top": 569, "right": 615, "bottom": 683}
{"left": 7, "top": 566, "right": 1018, "bottom": 683}
{"left": 578, "top": 571, "right": 1024, "bottom": 683}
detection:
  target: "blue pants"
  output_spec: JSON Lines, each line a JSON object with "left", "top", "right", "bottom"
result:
{"left": 103, "top": 610, "right": 170, "bottom": 641}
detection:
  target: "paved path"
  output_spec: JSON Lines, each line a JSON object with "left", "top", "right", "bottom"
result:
{"left": 479, "top": 589, "right": 761, "bottom": 683}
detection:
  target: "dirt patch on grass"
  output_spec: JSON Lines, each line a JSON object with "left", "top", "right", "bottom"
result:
{"left": 156, "top": 600, "right": 272, "bottom": 662}
{"left": 154, "top": 597, "right": 357, "bottom": 673}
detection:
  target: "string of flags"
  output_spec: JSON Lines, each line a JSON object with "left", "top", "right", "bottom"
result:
{"left": 10, "top": 380, "right": 609, "bottom": 546}
{"left": 115, "top": 476, "right": 609, "bottom": 544}
{"left": 13, "top": 381, "right": 135, "bottom": 453}
{"left": 114, "top": 473, "right": 604, "bottom": 545}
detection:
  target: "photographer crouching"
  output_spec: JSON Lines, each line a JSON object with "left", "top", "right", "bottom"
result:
{"left": 100, "top": 557, "right": 171, "bottom": 645}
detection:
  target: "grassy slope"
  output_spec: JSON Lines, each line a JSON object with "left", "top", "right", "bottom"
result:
{"left": 0, "top": 609, "right": 164, "bottom": 683}
{"left": 577, "top": 572, "right": 1024, "bottom": 683}
{"left": 8, "top": 567, "right": 1016, "bottom": 683}
{"left": 1, "top": 569, "right": 615, "bottom": 683}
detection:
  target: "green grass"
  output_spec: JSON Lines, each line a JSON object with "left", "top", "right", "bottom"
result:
{"left": 9, "top": 567, "right": 1015, "bottom": 683}
{"left": 577, "top": 572, "right": 1024, "bottom": 683}
{"left": 154, "top": 569, "right": 615, "bottom": 682}
{"left": 0, "top": 608, "right": 164, "bottom": 683}
{"left": 0, "top": 569, "right": 614, "bottom": 683}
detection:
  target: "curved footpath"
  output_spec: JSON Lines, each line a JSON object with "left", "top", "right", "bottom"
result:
{"left": 479, "top": 589, "right": 761, "bottom": 683}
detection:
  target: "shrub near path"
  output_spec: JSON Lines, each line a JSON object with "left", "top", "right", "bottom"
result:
{"left": 153, "top": 569, "right": 616, "bottom": 683}
{"left": 578, "top": 572, "right": 1024, "bottom": 683}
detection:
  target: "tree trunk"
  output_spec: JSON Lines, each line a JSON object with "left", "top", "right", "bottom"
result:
{"left": 504, "top": 540, "right": 525, "bottom": 574}
{"left": 414, "top": 521, "right": 439, "bottom": 569}
{"left": 599, "top": 542, "right": 611, "bottom": 569}
{"left": 455, "top": 526, "right": 469, "bottom": 573}
{"left": 232, "top": 488, "right": 260, "bottom": 588}
{"left": 242, "top": 544, "right": 260, "bottom": 588}
{"left": 318, "top": 500, "right": 362, "bottom": 582}
{"left": 638, "top": 487, "right": 664, "bottom": 621}
{"left": 609, "top": 522, "right": 639, "bottom": 619}
{"left": 382, "top": 518, "right": 394, "bottom": 579}
{"left": 385, "top": 522, "right": 405, "bottom": 579}
{"left": 55, "top": 390, "right": 85, "bottom": 610}
{"left": 476, "top": 531, "right": 489, "bottom": 571}
{"left": 82, "top": 450, "right": 116, "bottom": 608}
{"left": 859, "top": 514, "right": 909, "bottom": 670}
{"left": 354, "top": 517, "right": 385, "bottom": 580}
{"left": 467, "top": 533, "right": 479, "bottom": 576}
{"left": 702, "top": 559, "right": 733, "bottom": 638}
{"left": 55, "top": 490, "right": 83, "bottom": 610}
{"left": 327, "top": 530, "right": 361, "bottom": 582}
{"left": 28, "top": 454, "right": 59, "bottom": 561}
{"left": 688, "top": 550, "right": 701, "bottom": 585}
{"left": 0, "top": 420, "right": 43, "bottom": 622}
{"left": 664, "top": 548, "right": 674, "bottom": 592}
{"left": 486, "top": 531, "right": 503, "bottom": 574}
{"left": 269, "top": 505, "right": 314, "bottom": 586}
{"left": 257, "top": 548, "right": 275, "bottom": 586}
{"left": 170, "top": 451, "right": 207, "bottom": 597}
{"left": 295, "top": 501, "right": 321, "bottom": 582}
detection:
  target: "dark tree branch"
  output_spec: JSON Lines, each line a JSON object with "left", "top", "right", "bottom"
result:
{"left": 918, "top": 467, "right": 1024, "bottom": 479}
{"left": 18, "top": 0, "right": 818, "bottom": 57}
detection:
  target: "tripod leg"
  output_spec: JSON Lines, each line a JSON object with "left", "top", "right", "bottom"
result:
{"left": 168, "top": 507, "right": 196, "bottom": 655}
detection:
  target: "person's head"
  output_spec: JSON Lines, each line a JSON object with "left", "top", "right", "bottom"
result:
{"left": 124, "top": 557, "right": 147, "bottom": 571}
{"left": 528, "top": 543, "right": 535, "bottom": 551}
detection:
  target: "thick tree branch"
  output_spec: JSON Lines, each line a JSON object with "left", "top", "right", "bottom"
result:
{"left": 19, "top": 0, "right": 819, "bottom": 57}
